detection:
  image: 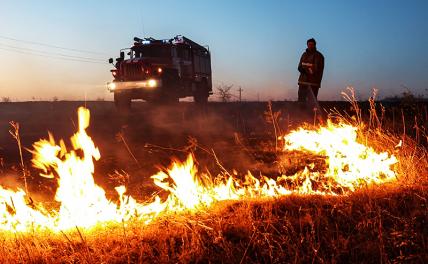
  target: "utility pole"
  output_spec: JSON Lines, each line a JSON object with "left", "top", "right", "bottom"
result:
{"left": 238, "top": 86, "right": 243, "bottom": 102}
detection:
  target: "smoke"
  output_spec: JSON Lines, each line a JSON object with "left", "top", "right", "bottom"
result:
{"left": 0, "top": 101, "right": 289, "bottom": 195}
{"left": 0, "top": 173, "right": 23, "bottom": 189}
{"left": 88, "top": 102, "right": 265, "bottom": 186}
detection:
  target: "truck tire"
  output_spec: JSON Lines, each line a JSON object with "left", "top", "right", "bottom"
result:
{"left": 160, "top": 70, "right": 179, "bottom": 103}
{"left": 114, "top": 92, "right": 131, "bottom": 111}
{"left": 194, "top": 80, "right": 209, "bottom": 104}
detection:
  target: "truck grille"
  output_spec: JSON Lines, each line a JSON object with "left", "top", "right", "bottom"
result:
{"left": 123, "top": 64, "right": 142, "bottom": 80}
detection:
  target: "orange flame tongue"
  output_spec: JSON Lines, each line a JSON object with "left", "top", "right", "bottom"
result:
{"left": 33, "top": 107, "right": 121, "bottom": 229}
{"left": 0, "top": 107, "right": 398, "bottom": 233}
{"left": 282, "top": 121, "right": 398, "bottom": 192}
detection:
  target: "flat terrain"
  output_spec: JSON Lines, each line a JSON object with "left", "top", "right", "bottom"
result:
{"left": 0, "top": 101, "right": 427, "bottom": 263}
{"left": 0, "top": 101, "right": 355, "bottom": 197}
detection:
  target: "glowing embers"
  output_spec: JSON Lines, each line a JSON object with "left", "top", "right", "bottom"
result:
{"left": 0, "top": 108, "right": 398, "bottom": 233}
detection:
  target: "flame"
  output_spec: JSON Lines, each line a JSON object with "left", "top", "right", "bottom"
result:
{"left": 0, "top": 107, "right": 398, "bottom": 232}
{"left": 282, "top": 121, "right": 397, "bottom": 192}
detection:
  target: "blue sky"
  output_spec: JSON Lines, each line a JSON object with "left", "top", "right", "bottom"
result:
{"left": 0, "top": 0, "right": 427, "bottom": 101}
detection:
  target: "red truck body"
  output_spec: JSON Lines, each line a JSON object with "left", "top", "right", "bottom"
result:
{"left": 108, "top": 36, "right": 212, "bottom": 108}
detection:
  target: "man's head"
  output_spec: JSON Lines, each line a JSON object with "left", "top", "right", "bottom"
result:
{"left": 307, "top": 38, "right": 316, "bottom": 51}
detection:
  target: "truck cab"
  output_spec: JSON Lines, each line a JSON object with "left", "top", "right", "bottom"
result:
{"left": 107, "top": 36, "right": 212, "bottom": 110}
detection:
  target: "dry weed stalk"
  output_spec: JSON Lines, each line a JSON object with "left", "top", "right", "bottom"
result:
{"left": 0, "top": 91, "right": 426, "bottom": 263}
{"left": 264, "top": 101, "right": 282, "bottom": 152}
{"left": 339, "top": 87, "right": 428, "bottom": 185}
{"left": 341, "top": 86, "right": 362, "bottom": 126}
{"left": 8, "top": 121, "right": 29, "bottom": 195}
{"left": 368, "top": 89, "right": 382, "bottom": 129}
{"left": 115, "top": 128, "right": 140, "bottom": 168}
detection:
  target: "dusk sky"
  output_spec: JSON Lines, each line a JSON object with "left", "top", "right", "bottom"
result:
{"left": 0, "top": 0, "right": 427, "bottom": 101}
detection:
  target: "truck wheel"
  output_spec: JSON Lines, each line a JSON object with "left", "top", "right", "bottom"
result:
{"left": 114, "top": 92, "right": 131, "bottom": 111}
{"left": 161, "top": 70, "right": 180, "bottom": 104}
{"left": 194, "top": 81, "right": 209, "bottom": 104}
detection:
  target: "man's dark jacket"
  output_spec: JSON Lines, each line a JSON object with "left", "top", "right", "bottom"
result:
{"left": 298, "top": 48, "right": 324, "bottom": 88}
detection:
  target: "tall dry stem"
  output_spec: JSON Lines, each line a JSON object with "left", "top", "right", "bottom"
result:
{"left": 116, "top": 130, "right": 140, "bottom": 168}
{"left": 368, "top": 89, "right": 382, "bottom": 130}
{"left": 341, "top": 86, "right": 362, "bottom": 126}
{"left": 9, "top": 121, "right": 29, "bottom": 195}
{"left": 264, "top": 101, "right": 282, "bottom": 151}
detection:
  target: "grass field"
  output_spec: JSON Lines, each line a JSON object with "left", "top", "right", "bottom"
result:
{"left": 0, "top": 99, "right": 427, "bottom": 263}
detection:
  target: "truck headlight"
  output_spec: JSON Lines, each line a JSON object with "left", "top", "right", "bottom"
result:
{"left": 108, "top": 82, "right": 116, "bottom": 91}
{"left": 147, "top": 79, "right": 157, "bottom": 88}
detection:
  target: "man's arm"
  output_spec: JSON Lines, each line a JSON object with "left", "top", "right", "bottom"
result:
{"left": 317, "top": 53, "right": 324, "bottom": 80}
{"left": 313, "top": 53, "right": 324, "bottom": 75}
{"left": 319, "top": 54, "right": 324, "bottom": 74}
{"left": 298, "top": 54, "right": 306, "bottom": 74}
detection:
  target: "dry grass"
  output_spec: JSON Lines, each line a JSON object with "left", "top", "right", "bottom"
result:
{"left": 0, "top": 147, "right": 426, "bottom": 263}
{"left": 0, "top": 96, "right": 427, "bottom": 263}
{"left": 0, "top": 181, "right": 426, "bottom": 263}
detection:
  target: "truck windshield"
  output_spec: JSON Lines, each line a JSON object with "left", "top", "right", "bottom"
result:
{"left": 134, "top": 45, "right": 171, "bottom": 58}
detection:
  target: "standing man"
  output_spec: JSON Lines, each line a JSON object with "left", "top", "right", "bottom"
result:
{"left": 297, "top": 38, "right": 324, "bottom": 109}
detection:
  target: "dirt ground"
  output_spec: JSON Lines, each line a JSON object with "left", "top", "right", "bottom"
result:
{"left": 0, "top": 101, "right": 319, "bottom": 196}
{"left": 0, "top": 101, "right": 427, "bottom": 263}
{"left": 0, "top": 100, "right": 425, "bottom": 199}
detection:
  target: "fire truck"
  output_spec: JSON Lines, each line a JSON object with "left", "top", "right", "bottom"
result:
{"left": 107, "top": 35, "right": 212, "bottom": 109}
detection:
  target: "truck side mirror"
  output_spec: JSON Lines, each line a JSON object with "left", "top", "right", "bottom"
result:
{"left": 108, "top": 58, "right": 114, "bottom": 64}
{"left": 120, "top": 51, "right": 125, "bottom": 60}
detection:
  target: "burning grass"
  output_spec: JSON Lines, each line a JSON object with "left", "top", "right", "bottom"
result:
{"left": 0, "top": 92, "right": 427, "bottom": 263}
{"left": 1, "top": 184, "right": 426, "bottom": 263}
